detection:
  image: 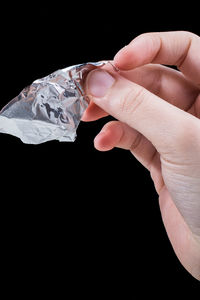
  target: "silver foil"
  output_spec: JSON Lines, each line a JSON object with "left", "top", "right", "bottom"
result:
{"left": 0, "top": 61, "right": 106, "bottom": 144}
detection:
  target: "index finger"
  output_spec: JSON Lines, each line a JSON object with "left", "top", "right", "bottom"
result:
{"left": 114, "top": 31, "right": 200, "bottom": 86}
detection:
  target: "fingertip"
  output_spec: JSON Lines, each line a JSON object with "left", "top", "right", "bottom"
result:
{"left": 81, "top": 108, "right": 94, "bottom": 121}
{"left": 94, "top": 121, "right": 123, "bottom": 151}
{"left": 114, "top": 37, "right": 149, "bottom": 70}
{"left": 114, "top": 46, "right": 134, "bottom": 70}
{"left": 81, "top": 110, "right": 89, "bottom": 121}
{"left": 81, "top": 102, "right": 108, "bottom": 122}
{"left": 94, "top": 131, "right": 114, "bottom": 151}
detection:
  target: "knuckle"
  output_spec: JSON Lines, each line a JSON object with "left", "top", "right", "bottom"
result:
{"left": 136, "top": 31, "right": 200, "bottom": 44}
{"left": 130, "top": 132, "right": 142, "bottom": 152}
{"left": 136, "top": 32, "right": 157, "bottom": 41}
{"left": 176, "top": 31, "right": 199, "bottom": 68}
{"left": 135, "top": 32, "right": 161, "bottom": 49}
{"left": 148, "top": 66, "right": 163, "bottom": 95}
{"left": 119, "top": 87, "right": 145, "bottom": 116}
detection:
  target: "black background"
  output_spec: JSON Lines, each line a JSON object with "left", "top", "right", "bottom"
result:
{"left": 1, "top": 1, "right": 199, "bottom": 296}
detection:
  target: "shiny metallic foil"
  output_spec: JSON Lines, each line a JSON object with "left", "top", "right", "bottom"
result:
{"left": 0, "top": 61, "right": 106, "bottom": 144}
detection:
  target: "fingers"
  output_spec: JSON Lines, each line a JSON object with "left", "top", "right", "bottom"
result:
{"left": 81, "top": 101, "right": 108, "bottom": 121}
{"left": 95, "top": 120, "right": 140, "bottom": 152}
{"left": 86, "top": 69, "right": 200, "bottom": 155}
{"left": 94, "top": 120, "right": 156, "bottom": 168}
{"left": 82, "top": 63, "right": 199, "bottom": 122}
{"left": 94, "top": 120, "right": 123, "bottom": 151}
{"left": 117, "top": 64, "right": 199, "bottom": 110}
{"left": 82, "top": 63, "right": 115, "bottom": 121}
{"left": 95, "top": 120, "right": 164, "bottom": 193}
{"left": 114, "top": 31, "right": 200, "bottom": 86}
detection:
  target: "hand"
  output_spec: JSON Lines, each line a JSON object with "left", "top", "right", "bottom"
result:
{"left": 82, "top": 31, "right": 200, "bottom": 280}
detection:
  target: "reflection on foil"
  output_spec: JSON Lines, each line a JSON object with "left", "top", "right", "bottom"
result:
{"left": 0, "top": 61, "right": 107, "bottom": 144}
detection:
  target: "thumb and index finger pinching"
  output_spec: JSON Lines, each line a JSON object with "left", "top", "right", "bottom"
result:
{"left": 85, "top": 66, "right": 200, "bottom": 156}
{"left": 85, "top": 31, "right": 200, "bottom": 155}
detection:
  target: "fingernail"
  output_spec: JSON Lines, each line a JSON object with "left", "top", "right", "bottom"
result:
{"left": 87, "top": 69, "right": 115, "bottom": 97}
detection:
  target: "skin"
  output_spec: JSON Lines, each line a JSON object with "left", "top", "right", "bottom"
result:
{"left": 82, "top": 31, "right": 200, "bottom": 280}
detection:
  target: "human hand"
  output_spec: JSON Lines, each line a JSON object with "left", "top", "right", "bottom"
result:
{"left": 82, "top": 31, "right": 200, "bottom": 280}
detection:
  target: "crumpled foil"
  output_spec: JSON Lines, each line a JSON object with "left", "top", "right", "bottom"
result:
{"left": 0, "top": 61, "right": 106, "bottom": 144}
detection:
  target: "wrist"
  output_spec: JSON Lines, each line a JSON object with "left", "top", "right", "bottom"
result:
{"left": 190, "top": 233, "right": 200, "bottom": 281}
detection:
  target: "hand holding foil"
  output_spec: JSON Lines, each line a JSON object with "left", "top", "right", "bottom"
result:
{"left": 0, "top": 61, "right": 106, "bottom": 144}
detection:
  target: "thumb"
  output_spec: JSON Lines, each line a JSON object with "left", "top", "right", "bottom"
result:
{"left": 86, "top": 69, "right": 199, "bottom": 155}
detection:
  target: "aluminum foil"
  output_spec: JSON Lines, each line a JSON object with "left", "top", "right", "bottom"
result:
{"left": 0, "top": 61, "right": 106, "bottom": 144}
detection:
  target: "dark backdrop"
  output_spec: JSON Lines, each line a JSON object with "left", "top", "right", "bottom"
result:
{"left": 1, "top": 1, "right": 199, "bottom": 296}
